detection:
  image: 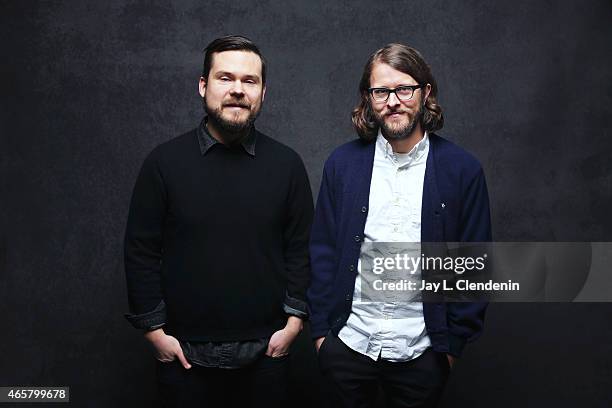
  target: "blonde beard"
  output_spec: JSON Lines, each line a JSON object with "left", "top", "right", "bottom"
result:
{"left": 375, "top": 101, "right": 425, "bottom": 140}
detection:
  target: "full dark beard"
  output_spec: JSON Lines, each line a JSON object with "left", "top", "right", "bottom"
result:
{"left": 377, "top": 102, "right": 424, "bottom": 140}
{"left": 203, "top": 99, "right": 260, "bottom": 134}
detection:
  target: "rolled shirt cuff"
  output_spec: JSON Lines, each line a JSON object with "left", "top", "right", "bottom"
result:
{"left": 283, "top": 292, "right": 309, "bottom": 319}
{"left": 124, "top": 300, "right": 167, "bottom": 330}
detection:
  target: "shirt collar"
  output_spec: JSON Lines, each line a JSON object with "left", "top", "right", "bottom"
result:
{"left": 197, "top": 117, "right": 257, "bottom": 157}
{"left": 376, "top": 129, "right": 429, "bottom": 166}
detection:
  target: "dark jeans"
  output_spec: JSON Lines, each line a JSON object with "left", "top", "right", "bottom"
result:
{"left": 156, "top": 354, "right": 289, "bottom": 408}
{"left": 318, "top": 332, "right": 450, "bottom": 408}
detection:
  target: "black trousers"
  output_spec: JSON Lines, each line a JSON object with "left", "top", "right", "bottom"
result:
{"left": 156, "top": 354, "right": 289, "bottom": 408}
{"left": 318, "top": 332, "right": 450, "bottom": 408}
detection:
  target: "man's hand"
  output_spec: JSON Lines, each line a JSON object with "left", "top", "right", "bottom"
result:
{"left": 266, "top": 316, "right": 303, "bottom": 357}
{"left": 144, "top": 328, "right": 191, "bottom": 369}
{"left": 314, "top": 336, "right": 325, "bottom": 353}
{"left": 446, "top": 354, "right": 455, "bottom": 369}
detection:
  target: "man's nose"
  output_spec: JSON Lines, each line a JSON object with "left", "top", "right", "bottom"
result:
{"left": 386, "top": 91, "right": 400, "bottom": 108}
{"left": 230, "top": 81, "right": 245, "bottom": 96}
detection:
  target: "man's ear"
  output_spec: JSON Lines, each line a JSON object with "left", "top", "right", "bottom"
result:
{"left": 198, "top": 76, "right": 207, "bottom": 98}
{"left": 423, "top": 83, "right": 432, "bottom": 103}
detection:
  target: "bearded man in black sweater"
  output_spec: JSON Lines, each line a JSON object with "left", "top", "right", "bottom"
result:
{"left": 123, "top": 35, "right": 313, "bottom": 407}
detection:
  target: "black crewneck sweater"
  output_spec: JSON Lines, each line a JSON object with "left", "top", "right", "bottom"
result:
{"left": 124, "top": 126, "right": 313, "bottom": 341}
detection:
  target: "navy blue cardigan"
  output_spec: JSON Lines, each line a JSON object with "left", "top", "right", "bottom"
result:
{"left": 307, "top": 133, "right": 492, "bottom": 357}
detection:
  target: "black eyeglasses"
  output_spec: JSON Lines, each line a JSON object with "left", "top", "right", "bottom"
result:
{"left": 368, "top": 84, "right": 425, "bottom": 102}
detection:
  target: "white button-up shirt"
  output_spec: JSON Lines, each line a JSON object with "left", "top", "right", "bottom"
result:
{"left": 338, "top": 131, "right": 431, "bottom": 362}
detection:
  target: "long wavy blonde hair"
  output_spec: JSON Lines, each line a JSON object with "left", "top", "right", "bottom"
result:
{"left": 351, "top": 43, "right": 444, "bottom": 141}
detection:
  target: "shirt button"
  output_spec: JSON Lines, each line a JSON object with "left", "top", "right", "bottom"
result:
{"left": 361, "top": 206, "right": 367, "bottom": 213}
{"left": 354, "top": 235, "right": 361, "bottom": 242}
{"left": 349, "top": 264, "right": 355, "bottom": 272}
{"left": 345, "top": 294, "right": 351, "bottom": 301}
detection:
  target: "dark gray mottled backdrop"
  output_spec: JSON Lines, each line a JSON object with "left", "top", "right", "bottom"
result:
{"left": 1, "top": 0, "right": 611, "bottom": 407}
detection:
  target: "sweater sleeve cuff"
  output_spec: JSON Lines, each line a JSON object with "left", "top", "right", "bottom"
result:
{"left": 283, "top": 292, "right": 309, "bottom": 319}
{"left": 124, "top": 300, "right": 166, "bottom": 330}
{"left": 310, "top": 326, "right": 330, "bottom": 339}
{"left": 448, "top": 333, "right": 467, "bottom": 358}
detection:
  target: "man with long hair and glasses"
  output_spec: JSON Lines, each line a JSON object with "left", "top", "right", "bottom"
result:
{"left": 308, "top": 43, "right": 491, "bottom": 407}
{"left": 124, "top": 35, "right": 313, "bottom": 407}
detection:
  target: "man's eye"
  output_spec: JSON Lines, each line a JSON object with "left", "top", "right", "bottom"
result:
{"left": 220, "top": 77, "right": 231, "bottom": 81}
{"left": 373, "top": 89, "right": 389, "bottom": 97}
{"left": 396, "top": 87, "right": 413, "bottom": 95}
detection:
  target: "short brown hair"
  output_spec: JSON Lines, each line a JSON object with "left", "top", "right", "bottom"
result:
{"left": 351, "top": 43, "right": 443, "bottom": 141}
{"left": 202, "top": 35, "right": 266, "bottom": 85}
